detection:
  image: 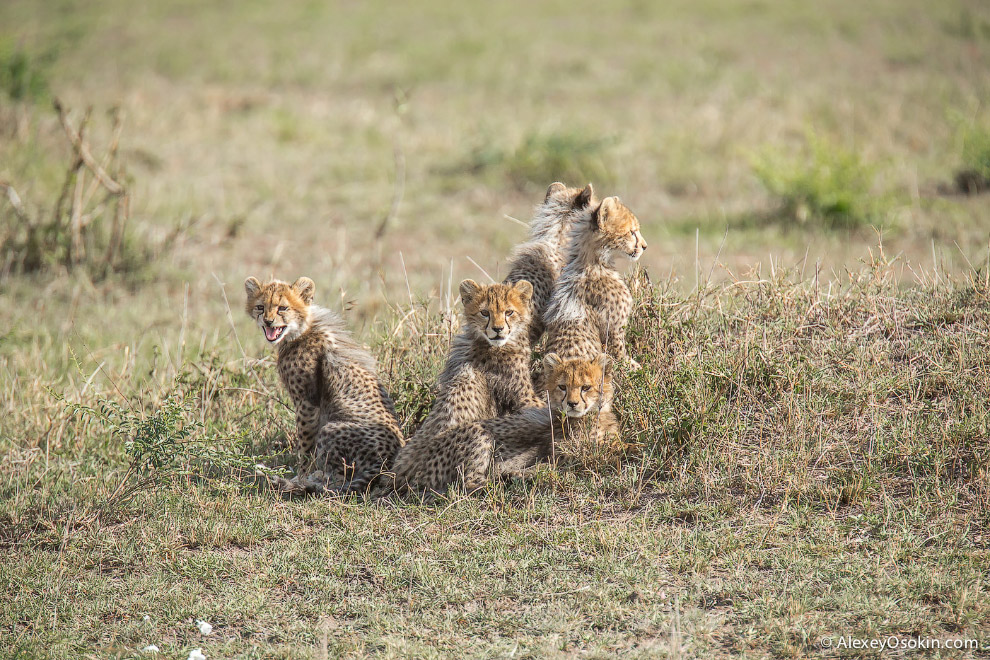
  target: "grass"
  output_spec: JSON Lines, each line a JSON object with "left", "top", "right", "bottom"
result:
{"left": 467, "top": 129, "right": 618, "bottom": 191}
{"left": 2, "top": 0, "right": 990, "bottom": 656}
{"left": 2, "top": 259, "right": 989, "bottom": 658}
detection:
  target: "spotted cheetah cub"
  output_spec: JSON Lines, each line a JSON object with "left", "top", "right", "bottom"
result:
{"left": 391, "top": 279, "right": 543, "bottom": 491}
{"left": 245, "top": 276, "right": 403, "bottom": 494}
{"left": 544, "top": 196, "right": 647, "bottom": 366}
{"left": 429, "top": 278, "right": 543, "bottom": 430}
{"left": 390, "top": 352, "right": 619, "bottom": 495}
{"left": 504, "top": 182, "right": 596, "bottom": 345}
{"left": 542, "top": 352, "right": 620, "bottom": 456}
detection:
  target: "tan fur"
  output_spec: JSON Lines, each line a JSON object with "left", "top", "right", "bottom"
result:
{"left": 504, "top": 182, "right": 597, "bottom": 345}
{"left": 543, "top": 196, "right": 647, "bottom": 365}
{"left": 245, "top": 276, "right": 403, "bottom": 495}
{"left": 392, "top": 353, "right": 620, "bottom": 495}
{"left": 392, "top": 279, "right": 543, "bottom": 493}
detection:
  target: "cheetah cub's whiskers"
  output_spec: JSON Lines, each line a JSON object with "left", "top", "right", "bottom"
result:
{"left": 543, "top": 196, "right": 647, "bottom": 367}
{"left": 245, "top": 276, "right": 403, "bottom": 496}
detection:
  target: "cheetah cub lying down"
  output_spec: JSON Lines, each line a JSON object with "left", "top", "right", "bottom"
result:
{"left": 390, "top": 351, "right": 617, "bottom": 495}
{"left": 245, "top": 276, "right": 403, "bottom": 495}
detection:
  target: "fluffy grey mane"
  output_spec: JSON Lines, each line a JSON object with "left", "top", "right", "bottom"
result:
{"left": 308, "top": 305, "right": 380, "bottom": 374}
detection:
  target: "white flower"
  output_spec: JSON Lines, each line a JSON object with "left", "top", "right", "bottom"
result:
{"left": 196, "top": 619, "right": 213, "bottom": 635}
{"left": 188, "top": 649, "right": 206, "bottom": 660}
{"left": 143, "top": 645, "right": 159, "bottom": 653}
{"left": 143, "top": 615, "right": 151, "bottom": 622}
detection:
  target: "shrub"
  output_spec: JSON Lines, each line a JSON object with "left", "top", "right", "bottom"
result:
{"left": 0, "top": 102, "right": 155, "bottom": 279}
{"left": 0, "top": 42, "right": 52, "bottom": 102}
{"left": 751, "top": 130, "right": 891, "bottom": 230}
{"left": 468, "top": 129, "right": 617, "bottom": 190}
{"left": 959, "top": 121, "right": 990, "bottom": 181}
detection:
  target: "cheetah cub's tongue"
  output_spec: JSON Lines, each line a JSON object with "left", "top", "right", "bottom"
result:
{"left": 264, "top": 326, "right": 285, "bottom": 342}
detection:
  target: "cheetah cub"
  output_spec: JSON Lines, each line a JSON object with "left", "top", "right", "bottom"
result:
{"left": 390, "top": 352, "right": 619, "bottom": 495}
{"left": 245, "top": 276, "right": 403, "bottom": 495}
{"left": 428, "top": 278, "right": 543, "bottom": 432}
{"left": 504, "top": 181, "right": 596, "bottom": 345}
{"left": 391, "top": 279, "right": 543, "bottom": 492}
{"left": 542, "top": 352, "right": 620, "bottom": 456}
{"left": 543, "top": 196, "right": 647, "bottom": 366}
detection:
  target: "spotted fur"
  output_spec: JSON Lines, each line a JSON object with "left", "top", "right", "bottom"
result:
{"left": 393, "top": 280, "right": 543, "bottom": 492}
{"left": 504, "top": 182, "right": 597, "bottom": 345}
{"left": 391, "top": 352, "right": 620, "bottom": 494}
{"left": 245, "top": 276, "right": 403, "bottom": 495}
{"left": 543, "top": 196, "right": 647, "bottom": 365}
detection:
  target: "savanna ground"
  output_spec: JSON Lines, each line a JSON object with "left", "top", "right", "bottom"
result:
{"left": 1, "top": 0, "right": 989, "bottom": 657}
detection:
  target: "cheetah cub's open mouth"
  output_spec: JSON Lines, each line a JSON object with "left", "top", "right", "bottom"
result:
{"left": 264, "top": 325, "right": 286, "bottom": 343}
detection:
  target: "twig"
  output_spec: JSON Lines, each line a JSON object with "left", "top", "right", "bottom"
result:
{"left": 375, "top": 141, "right": 405, "bottom": 241}
{"left": 465, "top": 255, "right": 495, "bottom": 283}
{"left": 54, "top": 99, "right": 124, "bottom": 195}
{"left": 0, "top": 181, "right": 29, "bottom": 223}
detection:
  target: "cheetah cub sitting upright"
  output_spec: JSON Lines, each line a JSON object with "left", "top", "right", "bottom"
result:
{"left": 504, "top": 181, "right": 596, "bottom": 345}
{"left": 245, "top": 276, "right": 403, "bottom": 495}
{"left": 391, "top": 279, "right": 543, "bottom": 492}
{"left": 543, "top": 196, "right": 647, "bottom": 366}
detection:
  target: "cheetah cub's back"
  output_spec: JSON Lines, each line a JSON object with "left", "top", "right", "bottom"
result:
{"left": 504, "top": 181, "right": 597, "bottom": 345}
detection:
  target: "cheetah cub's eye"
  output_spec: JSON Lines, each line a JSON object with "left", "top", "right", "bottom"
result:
{"left": 505, "top": 310, "right": 514, "bottom": 317}
{"left": 254, "top": 305, "right": 263, "bottom": 312}
{"left": 480, "top": 310, "right": 490, "bottom": 318}
{"left": 278, "top": 305, "right": 288, "bottom": 313}
{"left": 557, "top": 385, "right": 566, "bottom": 391}
{"left": 581, "top": 385, "right": 592, "bottom": 392}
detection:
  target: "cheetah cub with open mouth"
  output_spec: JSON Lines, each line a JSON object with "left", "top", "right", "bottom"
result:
{"left": 245, "top": 276, "right": 403, "bottom": 495}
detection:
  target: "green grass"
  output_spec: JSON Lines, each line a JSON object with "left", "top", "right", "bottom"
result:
{"left": 2, "top": 0, "right": 990, "bottom": 657}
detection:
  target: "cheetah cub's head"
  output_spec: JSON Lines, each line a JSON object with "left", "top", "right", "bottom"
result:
{"left": 459, "top": 279, "right": 533, "bottom": 348}
{"left": 592, "top": 197, "right": 647, "bottom": 264}
{"left": 543, "top": 352, "right": 613, "bottom": 418}
{"left": 543, "top": 181, "right": 596, "bottom": 213}
{"left": 244, "top": 276, "right": 315, "bottom": 345}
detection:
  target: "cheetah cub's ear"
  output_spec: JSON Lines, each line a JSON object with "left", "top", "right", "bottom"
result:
{"left": 545, "top": 181, "right": 568, "bottom": 202}
{"left": 459, "top": 279, "right": 482, "bottom": 305}
{"left": 576, "top": 183, "right": 594, "bottom": 208}
{"left": 543, "top": 352, "right": 563, "bottom": 370}
{"left": 592, "top": 196, "right": 621, "bottom": 231}
{"left": 512, "top": 279, "right": 533, "bottom": 305}
{"left": 594, "top": 352, "right": 613, "bottom": 376}
{"left": 245, "top": 276, "right": 261, "bottom": 297}
{"left": 291, "top": 277, "right": 316, "bottom": 305}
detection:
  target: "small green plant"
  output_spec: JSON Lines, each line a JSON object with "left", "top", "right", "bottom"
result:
{"left": 959, "top": 121, "right": 990, "bottom": 180}
{"left": 63, "top": 392, "right": 279, "bottom": 503}
{"left": 468, "top": 129, "right": 617, "bottom": 189}
{"left": 751, "top": 131, "right": 890, "bottom": 230}
{"left": 0, "top": 42, "right": 53, "bottom": 102}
